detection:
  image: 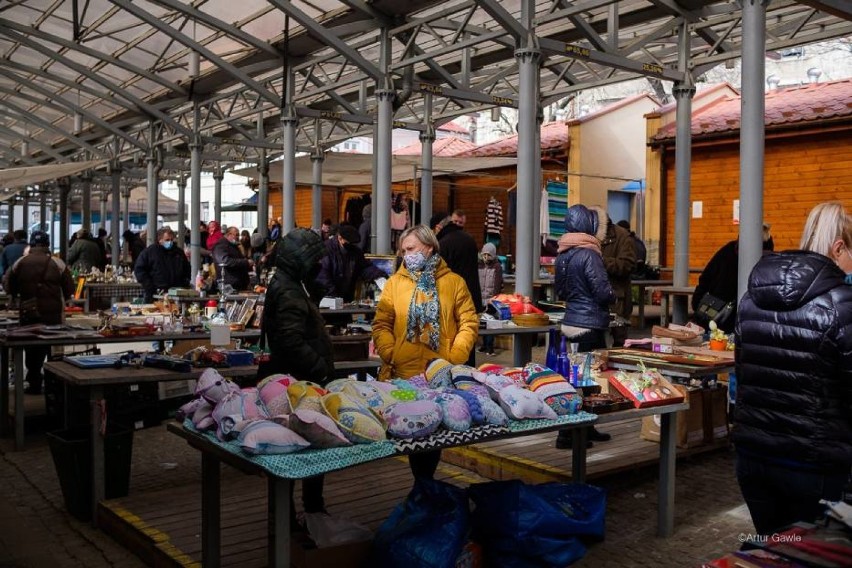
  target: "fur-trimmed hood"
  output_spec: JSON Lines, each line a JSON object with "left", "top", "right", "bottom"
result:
{"left": 587, "top": 205, "right": 609, "bottom": 242}
{"left": 563, "top": 204, "right": 607, "bottom": 242}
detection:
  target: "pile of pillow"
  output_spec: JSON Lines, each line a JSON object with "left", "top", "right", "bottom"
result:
{"left": 176, "top": 359, "right": 581, "bottom": 456}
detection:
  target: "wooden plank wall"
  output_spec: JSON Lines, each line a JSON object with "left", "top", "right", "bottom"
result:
{"left": 662, "top": 130, "right": 852, "bottom": 283}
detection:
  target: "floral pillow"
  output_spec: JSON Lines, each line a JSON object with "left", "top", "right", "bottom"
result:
{"left": 341, "top": 382, "right": 396, "bottom": 418}
{"left": 238, "top": 420, "right": 310, "bottom": 455}
{"left": 389, "top": 389, "right": 418, "bottom": 402}
{"left": 425, "top": 358, "right": 454, "bottom": 389}
{"left": 475, "top": 393, "right": 510, "bottom": 427}
{"left": 384, "top": 400, "right": 443, "bottom": 439}
{"left": 213, "top": 389, "right": 269, "bottom": 440}
{"left": 322, "top": 393, "right": 387, "bottom": 444}
{"left": 497, "top": 385, "right": 558, "bottom": 420}
{"left": 422, "top": 390, "right": 471, "bottom": 432}
{"left": 481, "top": 374, "right": 516, "bottom": 401}
{"left": 257, "top": 375, "right": 298, "bottom": 416}
{"left": 289, "top": 408, "right": 351, "bottom": 448}
{"left": 288, "top": 381, "right": 327, "bottom": 413}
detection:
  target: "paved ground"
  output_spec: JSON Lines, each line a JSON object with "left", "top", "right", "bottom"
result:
{"left": 0, "top": 335, "right": 759, "bottom": 567}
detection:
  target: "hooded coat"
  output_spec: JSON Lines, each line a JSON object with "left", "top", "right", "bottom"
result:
{"left": 372, "top": 257, "right": 479, "bottom": 381}
{"left": 555, "top": 205, "right": 615, "bottom": 331}
{"left": 590, "top": 207, "right": 636, "bottom": 319}
{"left": 262, "top": 228, "right": 335, "bottom": 383}
{"left": 734, "top": 251, "right": 852, "bottom": 471}
{"left": 315, "top": 236, "right": 386, "bottom": 302}
{"left": 67, "top": 236, "right": 104, "bottom": 272}
{"left": 436, "top": 222, "right": 484, "bottom": 313}
{"left": 212, "top": 237, "right": 252, "bottom": 291}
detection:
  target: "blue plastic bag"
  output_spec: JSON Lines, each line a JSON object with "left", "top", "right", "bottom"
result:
{"left": 371, "top": 478, "right": 469, "bottom": 568}
{"left": 469, "top": 480, "right": 606, "bottom": 567}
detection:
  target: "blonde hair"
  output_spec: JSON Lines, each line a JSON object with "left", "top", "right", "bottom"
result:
{"left": 799, "top": 201, "right": 852, "bottom": 256}
{"left": 397, "top": 224, "right": 440, "bottom": 255}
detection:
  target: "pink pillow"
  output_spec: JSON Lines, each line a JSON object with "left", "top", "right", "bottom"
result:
{"left": 289, "top": 408, "right": 351, "bottom": 448}
{"left": 258, "top": 375, "right": 297, "bottom": 416}
{"left": 237, "top": 421, "right": 310, "bottom": 455}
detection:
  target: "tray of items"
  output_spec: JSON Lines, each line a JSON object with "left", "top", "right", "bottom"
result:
{"left": 608, "top": 367, "right": 685, "bottom": 409}
{"left": 582, "top": 392, "right": 632, "bottom": 414}
{"left": 606, "top": 348, "right": 732, "bottom": 368}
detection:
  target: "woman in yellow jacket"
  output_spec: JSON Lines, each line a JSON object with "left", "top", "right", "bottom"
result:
{"left": 373, "top": 225, "right": 479, "bottom": 477}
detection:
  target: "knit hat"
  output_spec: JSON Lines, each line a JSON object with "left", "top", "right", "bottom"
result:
{"left": 481, "top": 242, "right": 497, "bottom": 258}
{"left": 29, "top": 231, "right": 49, "bottom": 247}
{"left": 424, "top": 358, "right": 454, "bottom": 389}
{"left": 523, "top": 363, "right": 582, "bottom": 416}
{"left": 338, "top": 224, "right": 361, "bottom": 244}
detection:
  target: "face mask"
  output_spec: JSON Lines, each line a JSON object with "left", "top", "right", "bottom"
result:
{"left": 403, "top": 251, "right": 427, "bottom": 272}
{"left": 162, "top": 240, "right": 174, "bottom": 250}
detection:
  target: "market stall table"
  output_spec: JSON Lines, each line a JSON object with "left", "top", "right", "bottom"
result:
{"left": 649, "top": 286, "right": 696, "bottom": 326}
{"left": 478, "top": 324, "right": 554, "bottom": 366}
{"left": 169, "top": 398, "right": 687, "bottom": 567}
{"left": 631, "top": 279, "right": 673, "bottom": 329}
{"left": 82, "top": 282, "right": 145, "bottom": 312}
{"left": 0, "top": 327, "right": 260, "bottom": 449}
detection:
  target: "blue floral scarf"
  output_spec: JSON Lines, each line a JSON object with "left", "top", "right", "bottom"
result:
{"left": 405, "top": 253, "right": 441, "bottom": 351}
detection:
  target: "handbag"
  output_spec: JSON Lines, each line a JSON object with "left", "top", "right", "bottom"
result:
{"left": 695, "top": 292, "right": 734, "bottom": 327}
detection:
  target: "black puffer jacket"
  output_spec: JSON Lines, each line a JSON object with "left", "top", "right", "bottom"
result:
{"left": 262, "top": 228, "right": 335, "bottom": 384}
{"left": 734, "top": 251, "right": 852, "bottom": 471}
{"left": 133, "top": 243, "right": 191, "bottom": 301}
{"left": 437, "top": 223, "right": 483, "bottom": 312}
{"left": 555, "top": 205, "right": 615, "bottom": 330}
{"left": 212, "top": 238, "right": 251, "bottom": 291}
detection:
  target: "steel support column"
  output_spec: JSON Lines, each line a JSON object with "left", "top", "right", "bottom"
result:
{"left": 146, "top": 156, "right": 159, "bottom": 245}
{"left": 22, "top": 192, "right": 29, "bottom": 235}
{"left": 190, "top": 122, "right": 203, "bottom": 280}
{"left": 311, "top": 151, "right": 324, "bottom": 231}
{"left": 213, "top": 165, "right": 223, "bottom": 223}
{"left": 375, "top": 87, "right": 395, "bottom": 254}
{"left": 281, "top": 99, "right": 297, "bottom": 233}
{"left": 38, "top": 190, "right": 47, "bottom": 232}
{"left": 58, "top": 181, "right": 70, "bottom": 260}
{"left": 81, "top": 172, "right": 92, "bottom": 230}
{"left": 258, "top": 152, "right": 269, "bottom": 239}
{"left": 122, "top": 187, "right": 130, "bottom": 240}
{"left": 177, "top": 173, "right": 186, "bottom": 249}
{"left": 420, "top": 93, "right": 435, "bottom": 227}
{"left": 99, "top": 190, "right": 107, "bottom": 234}
{"left": 110, "top": 164, "right": 122, "bottom": 267}
{"left": 671, "top": 24, "right": 695, "bottom": 325}
{"left": 514, "top": 37, "right": 541, "bottom": 297}
{"left": 738, "top": 0, "right": 768, "bottom": 302}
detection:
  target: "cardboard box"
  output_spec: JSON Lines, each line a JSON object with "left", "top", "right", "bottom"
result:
{"left": 290, "top": 533, "right": 372, "bottom": 568}
{"left": 640, "top": 385, "right": 729, "bottom": 448}
{"left": 640, "top": 385, "right": 705, "bottom": 448}
{"left": 652, "top": 337, "right": 674, "bottom": 353}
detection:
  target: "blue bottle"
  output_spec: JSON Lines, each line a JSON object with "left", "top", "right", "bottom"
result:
{"left": 556, "top": 336, "right": 570, "bottom": 380}
{"left": 546, "top": 328, "right": 559, "bottom": 370}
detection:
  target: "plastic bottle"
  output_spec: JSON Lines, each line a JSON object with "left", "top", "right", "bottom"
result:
{"left": 195, "top": 270, "right": 204, "bottom": 292}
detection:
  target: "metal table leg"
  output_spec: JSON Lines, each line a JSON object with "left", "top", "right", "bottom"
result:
{"left": 513, "top": 334, "right": 533, "bottom": 367}
{"left": 268, "top": 477, "right": 292, "bottom": 567}
{"left": 91, "top": 385, "right": 105, "bottom": 527}
{"left": 657, "top": 411, "right": 676, "bottom": 537}
{"left": 14, "top": 348, "right": 24, "bottom": 450}
{"left": 202, "top": 453, "right": 221, "bottom": 568}
{"left": 637, "top": 285, "right": 647, "bottom": 329}
{"left": 0, "top": 346, "right": 8, "bottom": 436}
{"left": 571, "top": 427, "right": 588, "bottom": 484}
{"left": 660, "top": 294, "right": 670, "bottom": 327}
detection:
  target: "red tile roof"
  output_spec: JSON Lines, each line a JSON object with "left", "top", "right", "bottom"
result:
{"left": 437, "top": 120, "right": 469, "bottom": 134}
{"left": 652, "top": 78, "right": 852, "bottom": 141}
{"left": 392, "top": 136, "right": 477, "bottom": 156}
{"left": 456, "top": 120, "right": 571, "bottom": 157}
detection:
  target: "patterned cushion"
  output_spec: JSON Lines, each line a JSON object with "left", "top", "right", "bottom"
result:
{"left": 257, "top": 375, "right": 298, "bottom": 416}
{"left": 406, "top": 374, "right": 431, "bottom": 390}
{"left": 449, "top": 389, "right": 485, "bottom": 425}
{"left": 237, "top": 420, "right": 310, "bottom": 455}
{"left": 191, "top": 400, "right": 214, "bottom": 430}
{"left": 481, "top": 374, "right": 516, "bottom": 401}
{"left": 289, "top": 408, "right": 352, "bottom": 449}
{"left": 389, "top": 389, "right": 418, "bottom": 402}
{"left": 434, "top": 391, "right": 472, "bottom": 432}
{"left": 384, "top": 400, "right": 443, "bottom": 439}
{"left": 475, "top": 393, "right": 510, "bottom": 426}
{"left": 322, "top": 393, "right": 387, "bottom": 444}
{"left": 212, "top": 388, "right": 269, "bottom": 440}
{"left": 288, "top": 381, "right": 327, "bottom": 413}
{"left": 477, "top": 363, "right": 505, "bottom": 375}
{"left": 424, "top": 358, "right": 454, "bottom": 389}
{"left": 195, "top": 367, "right": 240, "bottom": 404}
{"left": 341, "top": 382, "right": 396, "bottom": 418}
{"left": 497, "top": 385, "right": 559, "bottom": 420}
{"left": 523, "top": 363, "right": 583, "bottom": 415}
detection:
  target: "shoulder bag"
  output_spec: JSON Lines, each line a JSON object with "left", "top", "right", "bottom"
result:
{"left": 694, "top": 292, "right": 734, "bottom": 328}
{"left": 19, "top": 255, "right": 55, "bottom": 325}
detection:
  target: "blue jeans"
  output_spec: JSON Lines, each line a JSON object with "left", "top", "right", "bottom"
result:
{"left": 736, "top": 451, "right": 847, "bottom": 535}
{"left": 481, "top": 335, "right": 495, "bottom": 352}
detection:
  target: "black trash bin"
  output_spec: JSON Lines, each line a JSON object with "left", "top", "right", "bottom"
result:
{"left": 46, "top": 424, "right": 134, "bottom": 522}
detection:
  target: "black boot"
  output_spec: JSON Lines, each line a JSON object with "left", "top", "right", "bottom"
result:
{"left": 588, "top": 428, "right": 611, "bottom": 442}
{"left": 555, "top": 430, "right": 593, "bottom": 449}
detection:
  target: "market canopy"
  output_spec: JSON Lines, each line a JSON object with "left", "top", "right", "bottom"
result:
{"left": 233, "top": 153, "right": 518, "bottom": 187}
{"left": 0, "top": 161, "right": 105, "bottom": 196}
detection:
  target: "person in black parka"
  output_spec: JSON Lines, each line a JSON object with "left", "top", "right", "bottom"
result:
{"left": 262, "top": 227, "right": 334, "bottom": 520}
{"left": 212, "top": 226, "right": 253, "bottom": 292}
{"left": 315, "top": 224, "right": 386, "bottom": 303}
{"left": 734, "top": 201, "right": 852, "bottom": 536}
{"left": 430, "top": 212, "right": 483, "bottom": 313}
{"left": 133, "top": 227, "right": 191, "bottom": 302}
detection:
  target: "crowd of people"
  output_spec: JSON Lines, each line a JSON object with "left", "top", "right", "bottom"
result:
{"left": 1, "top": 196, "right": 848, "bottom": 539}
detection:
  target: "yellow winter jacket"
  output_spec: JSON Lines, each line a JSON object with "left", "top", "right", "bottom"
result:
{"left": 372, "top": 258, "right": 479, "bottom": 381}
